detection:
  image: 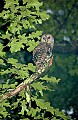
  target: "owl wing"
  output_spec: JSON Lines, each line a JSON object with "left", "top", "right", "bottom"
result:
{"left": 33, "top": 42, "right": 52, "bottom": 74}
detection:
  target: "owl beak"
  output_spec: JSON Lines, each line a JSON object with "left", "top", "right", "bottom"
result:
{"left": 46, "top": 39, "right": 48, "bottom": 42}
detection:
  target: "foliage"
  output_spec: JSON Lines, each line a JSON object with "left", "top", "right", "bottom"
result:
{"left": 0, "top": 0, "right": 70, "bottom": 119}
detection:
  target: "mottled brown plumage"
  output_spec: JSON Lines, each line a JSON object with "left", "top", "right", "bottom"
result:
{"left": 33, "top": 34, "right": 54, "bottom": 74}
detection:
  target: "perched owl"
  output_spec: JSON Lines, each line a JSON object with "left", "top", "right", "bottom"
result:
{"left": 33, "top": 34, "right": 54, "bottom": 76}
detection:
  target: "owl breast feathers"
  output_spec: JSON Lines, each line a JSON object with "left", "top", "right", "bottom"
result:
{"left": 33, "top": 34, "right": 54, "bottom": 74}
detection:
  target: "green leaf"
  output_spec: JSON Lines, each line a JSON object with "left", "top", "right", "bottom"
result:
{"left": 40, "top": 75, "right": 60, "bottom": 84}
{"left": 0, "top": 43, "right": 6, "bottom": 57}
{"left": 26, "top": 92, "right": 30, "bottom": 103}
{"left": 0, "top": 59, "right": 6, "bottom": 66}
{"left": 38, "top": 11, "right": 50, "bottom": 21}
{"left": 27, "top": 107, "right": 40, "bottom": 117}
{"left": 31, "top": 82, "right": 48, "bottom": 91}
{"left": 27, "top": 63, "right": 36, "bottom": 72}
{"left": 19, "top": 100, "right": 27, "bottom": 115}
{"left": 26, "top": 1, "right": 43, "bottom": 11}
{"left": 8, "top": 38, "right": 24, "bottom": 53}
{"left": 12, "top": 98, "right": 21, "bottom": 109}
{"left": 7, "top": 58, "right": 18, "bottom": 64}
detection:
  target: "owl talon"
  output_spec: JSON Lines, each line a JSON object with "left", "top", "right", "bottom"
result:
{"left": 49, "top": 56, "right": 53, "bottom": 66}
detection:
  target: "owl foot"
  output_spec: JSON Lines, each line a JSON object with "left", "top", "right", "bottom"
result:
{"left": 49, "top": 56, "right": 53, "bottom": 67}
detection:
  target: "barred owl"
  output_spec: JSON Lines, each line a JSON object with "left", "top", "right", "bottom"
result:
{"left": 33, "top": 34, "right": 54, "bottom": 75}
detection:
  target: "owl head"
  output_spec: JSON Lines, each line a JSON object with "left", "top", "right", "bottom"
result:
{"left": 41, "top": 34, "right": 54, "bottom": 47}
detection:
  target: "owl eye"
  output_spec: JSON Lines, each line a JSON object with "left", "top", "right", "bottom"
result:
{"left": 43, "top": 37, "right": 45, "bottom": 39}
{"left": 48, "top": 36, "right": 50, "bottom": 39}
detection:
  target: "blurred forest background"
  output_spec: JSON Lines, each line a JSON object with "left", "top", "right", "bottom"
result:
{"left": 39, "top": 0, "right": 78, "bottom": 119}
{"left": 0, "top": 0, "right": 78, "bottom": 119}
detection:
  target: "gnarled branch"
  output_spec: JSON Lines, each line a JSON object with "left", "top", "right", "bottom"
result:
{"left": 0, "top": 56, "right": 53, "bottom": 102}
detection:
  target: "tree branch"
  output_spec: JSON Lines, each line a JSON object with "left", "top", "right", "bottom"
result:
{"left": 0, "top": 56, "right": 53, "bottom": 102}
